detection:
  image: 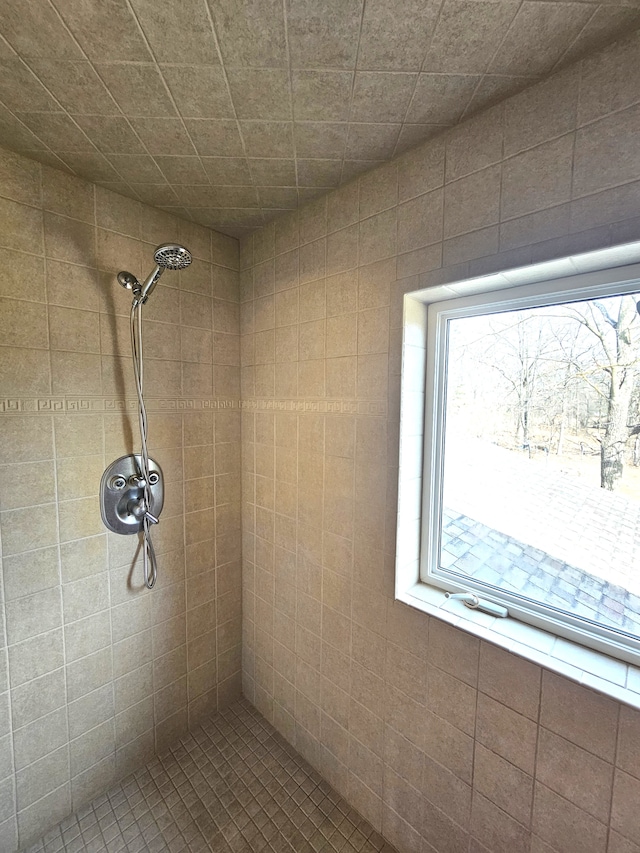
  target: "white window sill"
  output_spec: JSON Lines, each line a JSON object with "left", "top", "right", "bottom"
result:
{"left": 399, "top": 582, "right": 640, "bottom": 709}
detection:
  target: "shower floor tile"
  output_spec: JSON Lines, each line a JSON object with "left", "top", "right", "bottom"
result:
{"left": 24, "top": 699, "right": 396, "bottom": 853}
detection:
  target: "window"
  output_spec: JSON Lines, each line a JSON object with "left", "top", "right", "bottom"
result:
{"left": 423, "top": 276, "right": 640, "bottom": 664}
{"left": 395, "top": 247, "right": 640, "bottom": 692}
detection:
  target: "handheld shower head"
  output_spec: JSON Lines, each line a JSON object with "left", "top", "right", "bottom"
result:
{"left": 139, "top": 244, "right": 192, "bottom": 302}
{"left": 154, "top": 244, "right": 192, "bottom": 271}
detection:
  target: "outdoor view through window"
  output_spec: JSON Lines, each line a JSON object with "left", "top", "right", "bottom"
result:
{"left": 438, "top": 291, "right": 640, "bottom": 643}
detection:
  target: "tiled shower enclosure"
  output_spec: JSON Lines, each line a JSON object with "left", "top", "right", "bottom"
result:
{"left": 2, "top": 22, "right": 640, "bottom": 853}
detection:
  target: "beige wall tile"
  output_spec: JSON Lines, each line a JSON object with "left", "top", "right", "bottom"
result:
{"left": 397, "top": 189, "right": 443, "bottom": 254}
{"left": 617, "top": 706, "right": 640, "bottom": 780}
{"left": 500, "top": 203, "right": 570, "bottom": 252}
{"left": 62, "top": 573, "right": 109, "bottom": 624}
{"left": 58, "top": 496, "right": 103, "bottom": 542}
{"left": 327, "top": 271, "right": 357, "bottom": 316}
{"left": 536, "top": 727, "right": 613, "bottom": 822}
{"left": 69, "top": 718, "right": 114, "bottom": 777}
{"left": 359, "top": 163, "right": 398, "bottom": 220}
{"left": 51, "top": 351, "right": 101, "bottom": 395}
{"left": 612, "top": 770, "right": 640, "bottom": 845}
{"left": 9, "top": 628, "right": 64, "bottom": 689}
{"left": 327, "top": 224, "right": 359, "bottom": 276}
{"left": 474, "top": 743, "right": 533, "bottom": 827}
{"left": 0, "top": 253, "right": 45, "bottom": 303}
{"left": 1, "top": 503, "right": 58, "bottom": 557}
{"left": 0, "top": 298, "right": 48, "bottom": 349}
{"left": 298, "top": 197, "right": 327, "bottom": 245}
{"left": 470, "top": 791, "right": 531, "bottom": 853}
{"left": 42, "top": 164, "right": 94, "bottom": 223}
{"left": 359, "top": 209, "right": 397, "bottom": 263}
{"left": 64, "top": 611, "right": 111, "bottom": 662}
{"left": 3, "top": 547, "right": 60, "bottom": 602}
{"left": 66, "top": 646, "right": 112, "bottom": 703}
{"left": 533, "top": 782, "right": 608, "bottom": 853}
{"left": 444, "top": 166, "right": 501, "bottom": 238}
{"left": 422, "top": 708, "right": 474, "bottom": 784}
{"left": 540, "top": 671, "right": 618, "bottom": 761}
{"left": 44, "top": 212, "right": 95, "bottom": 267}
{"left": 5, "top": 588, "right": 62, "bottom": 646}
{"left": 573, "top": 106, "right": 640, "bottom": 198}
{"left": 299, "top": 238, "right": 326, "bottom": 285}
{"left": 10, "top": 669, "right": 66, "bottom": 730}
{"left": 54, "top": 415, "right": 103, "bottom": 459}
{"left": 478, "top": 642, "right": 540, "bottom": 720}
{"left": 0, "top": 149, "right": 41, "bottom": 207}
{"left": 0, "top": 461, "right": 55, "bottom": 511}
{"left": 578, "top": 32, "right": 640, "bottom": 127}
{"left": 115, "top": 697, "right": 154, "bottom": 747}
{"left": 47, "top": 261, "right": 100, "bottom": 312}
{"left": 358, "top": 258, "right": 395, "bottom": 310}
{"left": 13, "top": 707, "right": 68, "bottom": 772}
{"left": 427, "top": 666, "right": 476, "bottom": 737}
{"left": 422, "top": 801, "right": 469, "bottom": 853}
{"left": 0, "top": 347, "right": 50, "bottom": 396}
{"left": 504, "top": 66, "right": 578, "bottom": 158}
{"left": 397, "top": 138, "right": 445, "bottom": 203}
{"left": 114, "top": 663, "right": 153, "bottom": 718}
{"left": 56, "top": 455, "right": 104, "bottom": 502}
{"left": 275, "top": 250, "right": 298, "bottom": 292}
{"left": 16, "top": 746, "right": 69, "bottom": 811}
{"left": 446, "top": 105, "right": 504, "bottom": 182}
{"left": 502, "top": 134, "right": 574, "bottom": 220}
{"left": 0, "top": 197, "right": 43, "bottom": 255}
{"left": 427, "top": 615, "right": 479, "bottom": 688}
{"left": 327, "top": 181, "right": 359, "bottom": 234}
{"left": 475, "top": 692, "right": 537, "bottom": 775}
{"left": 357, "top": 307, "right": 389, "bottom": 355}
{"left": 60, "top": 535, "right": 107, "bottom": 583}
{"left": 422, "top": 753, "right": 471, "bottom": 829}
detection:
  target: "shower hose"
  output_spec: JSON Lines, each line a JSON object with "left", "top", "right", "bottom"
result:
{"left": 130, "top": 296, "right": 158, "bottom": 589}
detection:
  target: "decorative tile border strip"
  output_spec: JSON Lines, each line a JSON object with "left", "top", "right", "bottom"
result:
{"left": 0, "top": 397, "right": 238, "bottom": 415}
{"left": 240, "top": 398, "right": 387, "bottom": 416}
{"left": 1, "top": 396, "right": 387, "bottom": 416}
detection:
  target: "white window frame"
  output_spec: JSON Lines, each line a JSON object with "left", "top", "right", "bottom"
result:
{"left": 395, "top": 243, "right": 640, "bottom": 707}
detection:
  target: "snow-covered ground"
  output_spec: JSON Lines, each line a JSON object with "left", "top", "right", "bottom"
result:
{"left": 443, "top": 437, "right": 640, "bottom": 597}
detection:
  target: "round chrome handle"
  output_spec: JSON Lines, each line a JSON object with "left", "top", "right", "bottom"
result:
{"left": 109, "top": 476, "right": 127, "bottom": 490}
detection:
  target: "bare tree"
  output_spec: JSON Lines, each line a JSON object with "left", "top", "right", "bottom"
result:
{"left": 447, "top": 295, "right": 640, "bottom": 491}
{"left": 565, "top": 296, "right": 640, "bottom": 490}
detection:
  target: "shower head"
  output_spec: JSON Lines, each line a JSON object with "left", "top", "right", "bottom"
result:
{"left": 139, "top": 243, "right": 192, "bottom": 302}
{"left": 154, "top": 244, "right": 192, "bottom": 271}
{"left": 118, "top": 244, "right": 192, "bottom": 304}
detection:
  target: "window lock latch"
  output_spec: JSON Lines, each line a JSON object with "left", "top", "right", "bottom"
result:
{"left": 445, "top": 592, "right": 509, "bottom": 619}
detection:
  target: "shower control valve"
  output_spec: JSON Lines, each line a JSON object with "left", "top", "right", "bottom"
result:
{"left": 100, "top": 454, "right": 164, "bottom": 536}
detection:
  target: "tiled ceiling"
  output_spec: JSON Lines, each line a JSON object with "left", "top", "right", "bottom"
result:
{"left": 0, "top": 0, "right": 639, "bottom": 237}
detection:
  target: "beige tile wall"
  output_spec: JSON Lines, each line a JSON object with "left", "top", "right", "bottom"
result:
{"left": 0, "top": 148, "right": 241, "bottom": 850}
{"left": 240, "top": 32, "right": 640, "bottom": 853}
